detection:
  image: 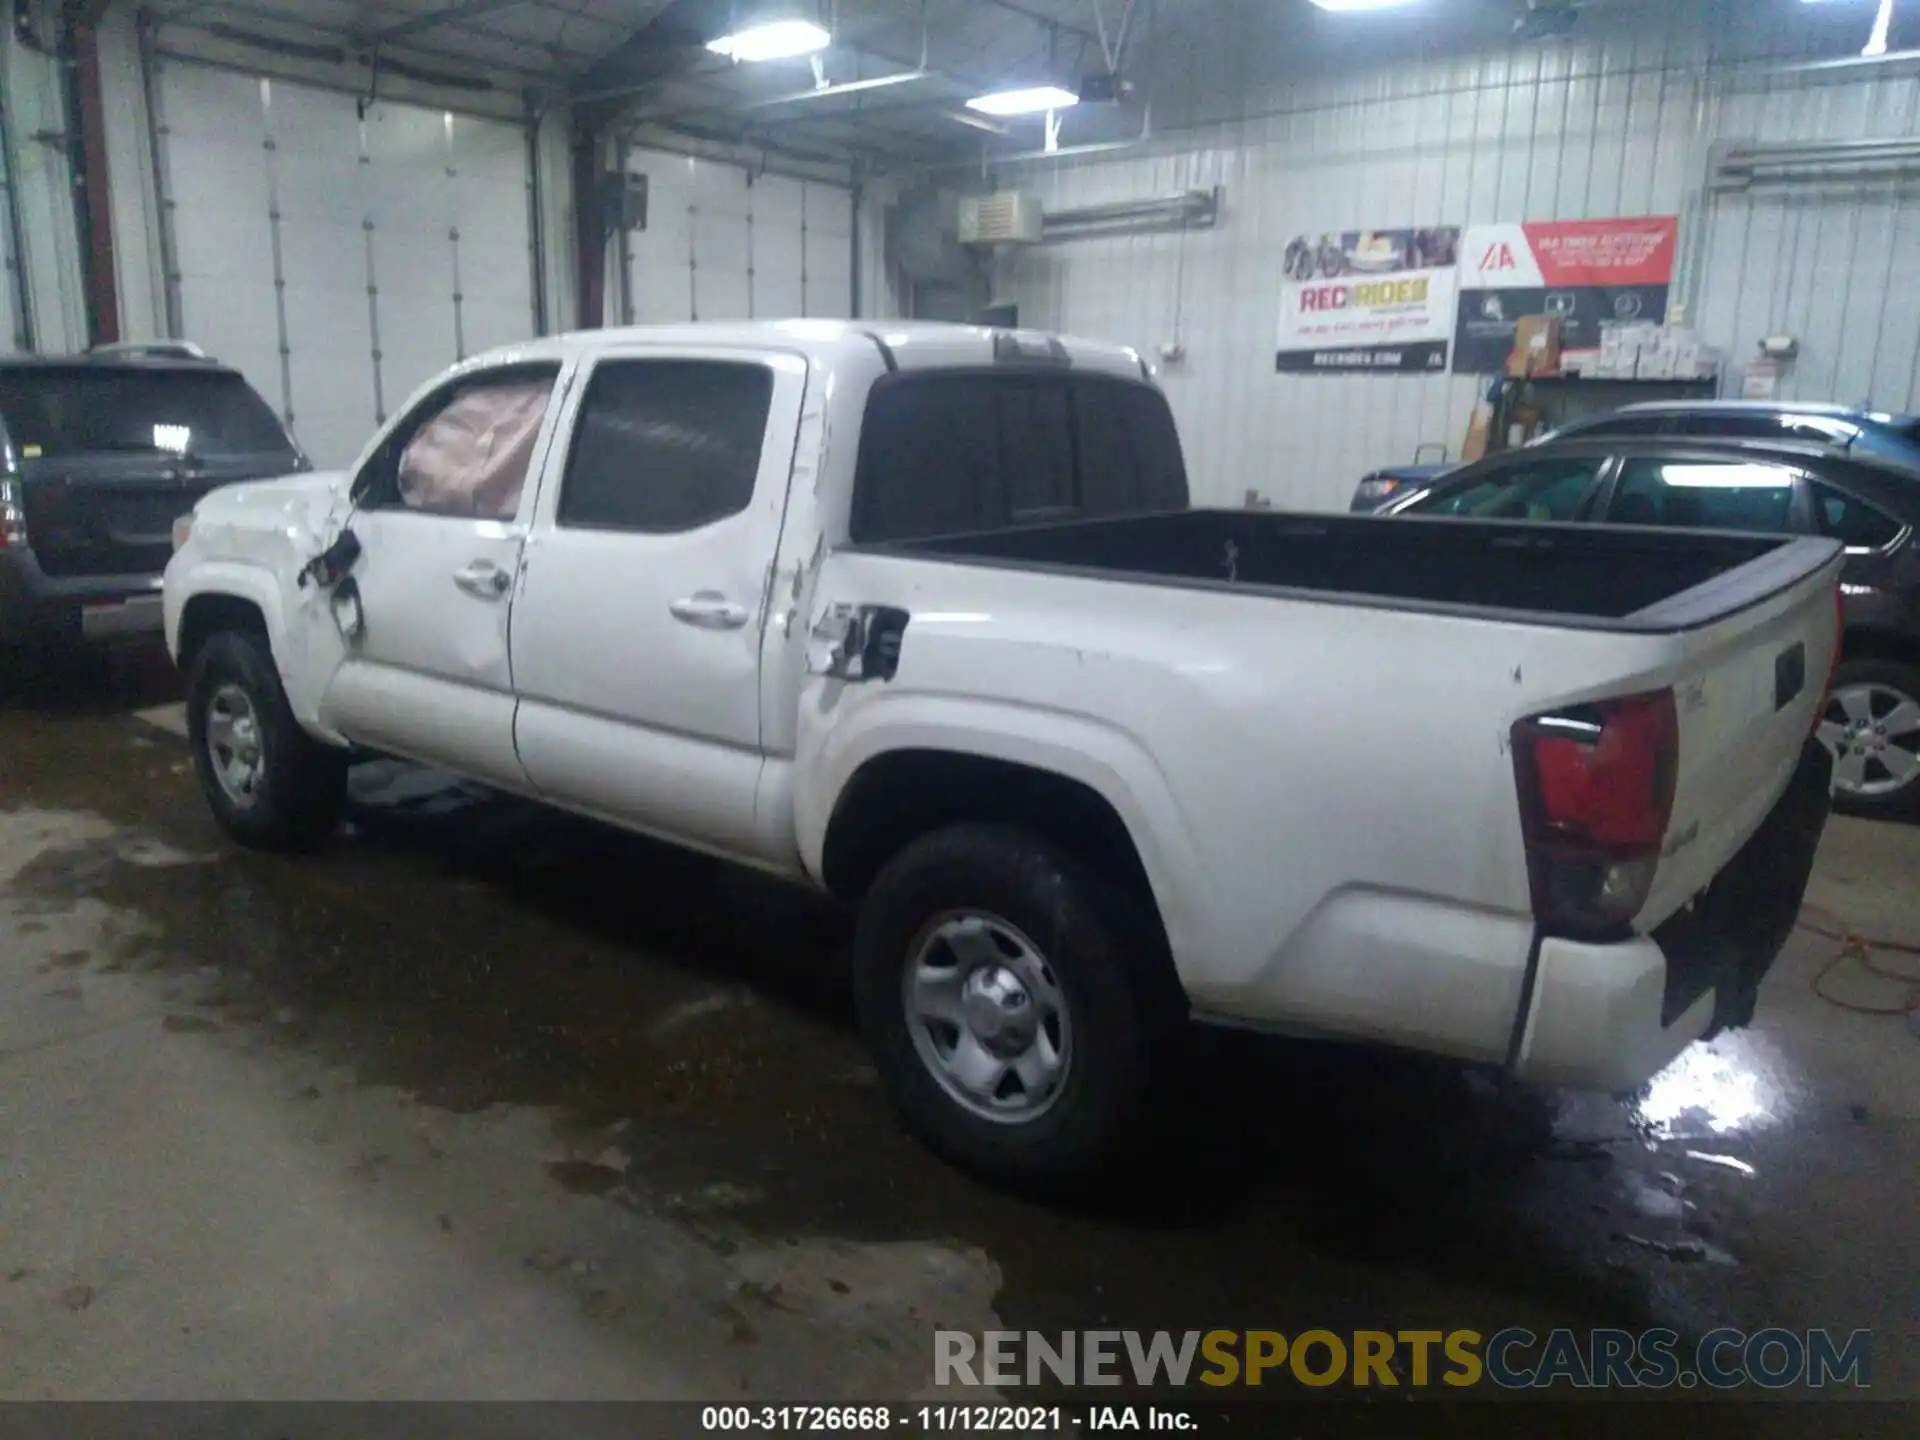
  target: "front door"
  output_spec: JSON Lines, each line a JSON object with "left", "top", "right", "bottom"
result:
{"left": 318, "top": 362, "right": 566, "bottom": 788}
{"left": 509, "top": 347, "right": 807, "bottom": 866}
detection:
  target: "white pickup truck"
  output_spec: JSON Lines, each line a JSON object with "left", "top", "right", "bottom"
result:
{"left": 165, "top": 320, "right": 1842, "bottom": 1189}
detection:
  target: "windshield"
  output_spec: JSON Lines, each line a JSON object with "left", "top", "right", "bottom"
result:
{"left": 0, "top": 368, "right": 296, "bottom": 462}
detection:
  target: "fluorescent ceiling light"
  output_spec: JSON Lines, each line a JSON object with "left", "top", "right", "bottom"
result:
{"left": 965, "top": 85, "right": 1079, "bottom": 116}
{"left": 706, "top": 19, "right": 831, "bottom": 63}
{"left": 1309, "top": 0, "right": 1423, "bottom": 12}
{"left": 1658, "top": 464, "right": 1793, "bottom": 489}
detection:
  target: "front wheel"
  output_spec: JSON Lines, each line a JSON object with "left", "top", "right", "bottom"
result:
{"left": 186, "top": 629, "right": 347, "bottom": 850}
{"left": 1819, "top": 659, "right": 1920, "bottom": 820}
{"left": 851, "top": 823, "right": 1179, "bottom": 1193}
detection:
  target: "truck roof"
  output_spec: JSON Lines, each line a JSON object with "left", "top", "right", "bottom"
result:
{"left": 461, "top": 319, "right": 1153, "bottom": 383}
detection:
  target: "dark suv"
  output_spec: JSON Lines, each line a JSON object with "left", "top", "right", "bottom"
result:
{"left": 0, "top": 345, "right": 302, "bottom": 651}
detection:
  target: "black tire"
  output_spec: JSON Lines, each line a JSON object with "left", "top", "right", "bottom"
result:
{"left": 852, "top": 823, "right": 1180, "bottom": 1193}
{"left": 1826, "top": 658, "right": 1920, "bottom": 821}
{"left": 185, "top": 629, "right": 347, "bottom": 850}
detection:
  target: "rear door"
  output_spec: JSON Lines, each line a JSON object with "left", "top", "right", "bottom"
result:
{"left": 508, "top": 347, "right": 807, "bottom": 866}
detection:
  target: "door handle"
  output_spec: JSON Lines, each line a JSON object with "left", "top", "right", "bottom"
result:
{"left": 453, "top": 560, "right": 512, "bottom": 598}
{"left": 669, "top": 590, "right": 750, "bottom": 630}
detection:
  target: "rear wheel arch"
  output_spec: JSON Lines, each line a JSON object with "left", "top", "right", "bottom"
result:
{"left": 821, "top": 748, "right": 1167, "bottom": 931}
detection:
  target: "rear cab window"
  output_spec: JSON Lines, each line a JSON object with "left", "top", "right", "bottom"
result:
{"left": 851, "top": 372, "right": 1188, "bottom": 544}
{"left": 0, "top": 366, "right": 296, "bottom": 464}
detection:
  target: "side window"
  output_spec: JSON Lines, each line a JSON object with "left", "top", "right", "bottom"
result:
{"left": 1811, "top": 483, "right": 1904, "bottom": 550}
{"left": 558, "top": 360, "right": 773, "bottom": 533}
{"left": 1606, "top": 458, "right": 1799, "bottom": 533}
{"left": 851, "top": 374, "right": 1189, "bottom": 544}
{"left": 356, "top": 365, "right": 559, "bottom": 518}
{"left": 1404, "top": 457, "right": 1606, "bottom": 520}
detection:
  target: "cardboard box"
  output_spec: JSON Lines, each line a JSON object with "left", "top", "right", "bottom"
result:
{"left": 1598, "top": 320, "right": 1654, "bottom": 379}
{"left": 1637, "top": 333, "right": 1678, "bottom": 380}
{"left": 1673, "top": 338, "right": 1722, "bottom": 380}
{"left": 1507, "top": 315, "right": 1564, "bottom": 378}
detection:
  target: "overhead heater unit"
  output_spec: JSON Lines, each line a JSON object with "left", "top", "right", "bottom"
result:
{"left": 958, "top": 192, "right": 1045, "bottom": 246}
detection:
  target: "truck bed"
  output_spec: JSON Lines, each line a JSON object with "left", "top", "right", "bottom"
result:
{"left": 885, "top": 509, "right": 1829, "bottom": 631}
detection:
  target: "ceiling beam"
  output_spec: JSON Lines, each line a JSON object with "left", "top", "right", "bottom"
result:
{"left": 365, "top": 0, "right": 531, "bottom": 47}
{"left": 969, "top": 0, "right": 1102, "bottom": 47}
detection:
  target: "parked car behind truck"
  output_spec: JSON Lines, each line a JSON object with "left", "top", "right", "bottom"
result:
{"left": 0, "top": 345, "right": 302, "bottom": 653}
{"left": 165, "top": 321, "right": 1841, "bottom": 1190}
{"left": 1379, "top": 435, "right": 1920, "bottom": 818}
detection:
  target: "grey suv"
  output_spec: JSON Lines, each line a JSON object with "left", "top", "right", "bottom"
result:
{"left": 0, "top": 345, "right": 302, "bottom": 652}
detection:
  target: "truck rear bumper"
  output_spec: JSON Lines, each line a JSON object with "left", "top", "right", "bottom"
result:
{"left": 1512, "top": 739, "right": 1832, "bottom": 1092}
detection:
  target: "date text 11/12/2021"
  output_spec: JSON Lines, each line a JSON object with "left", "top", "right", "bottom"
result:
{"left": 700, "top": 1405, "right": 1193, "bottom": 1432}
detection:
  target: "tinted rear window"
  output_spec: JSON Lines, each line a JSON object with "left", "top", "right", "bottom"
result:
{"left": 851, "top": 374, "right": 1187, "bottom": 544}
{"left": 0, "top": 368, "right": 294, "bottom": 461}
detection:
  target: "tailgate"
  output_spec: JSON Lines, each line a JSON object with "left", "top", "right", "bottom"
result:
{"left": 1634, "top": 542, "right": 1844, "bottom": 931}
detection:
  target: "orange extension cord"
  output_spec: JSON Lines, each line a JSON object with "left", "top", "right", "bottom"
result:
{"left": 1796, "top": 919, "right": 1920, "bottom": 1020}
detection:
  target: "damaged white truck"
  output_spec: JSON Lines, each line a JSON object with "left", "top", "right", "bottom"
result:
{"left": 165, "top": 320, "right": 1842, "bottom": 1189}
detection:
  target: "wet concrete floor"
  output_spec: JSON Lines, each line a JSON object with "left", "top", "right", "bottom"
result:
{"left": 1, "top": 647, "right": 1917, "bottom": 1416}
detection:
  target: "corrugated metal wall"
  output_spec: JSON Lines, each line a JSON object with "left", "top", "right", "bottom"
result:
{"left": 1000, "top": 0, "right": 1920, "bottom": 510}
{"left": 1696, "top": 61, "right": 1920, "bottom": 411}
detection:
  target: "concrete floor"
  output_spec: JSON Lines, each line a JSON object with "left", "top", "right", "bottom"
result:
{"left": 2, "top": 649, "right": 1916, "bottom": 1411}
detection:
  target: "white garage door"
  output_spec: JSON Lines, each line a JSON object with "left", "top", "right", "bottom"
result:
{"left": 152, "top": 59, "right": 537, "bottom": 467}
{"left": 623, "top": 147, "right": 852, "bottom": 324}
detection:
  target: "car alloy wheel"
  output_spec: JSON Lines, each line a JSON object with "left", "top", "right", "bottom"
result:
{"left": 1818, "top": 681, "right": 1920, "bottom": 800}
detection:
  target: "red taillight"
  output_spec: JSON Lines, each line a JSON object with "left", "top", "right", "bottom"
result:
{"left": 1512, "top": 689, "right": 1679, "bottom": 937}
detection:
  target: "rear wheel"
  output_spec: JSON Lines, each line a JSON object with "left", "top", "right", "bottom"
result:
{"left": 852, "top": 823, "right": 1178, "bottom": 1193}
{"left": 1819, "top": 659, "right": 1920, "bottom": 820}
{"left": 186, "top": 629, "right": 347, "bottom": 850}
